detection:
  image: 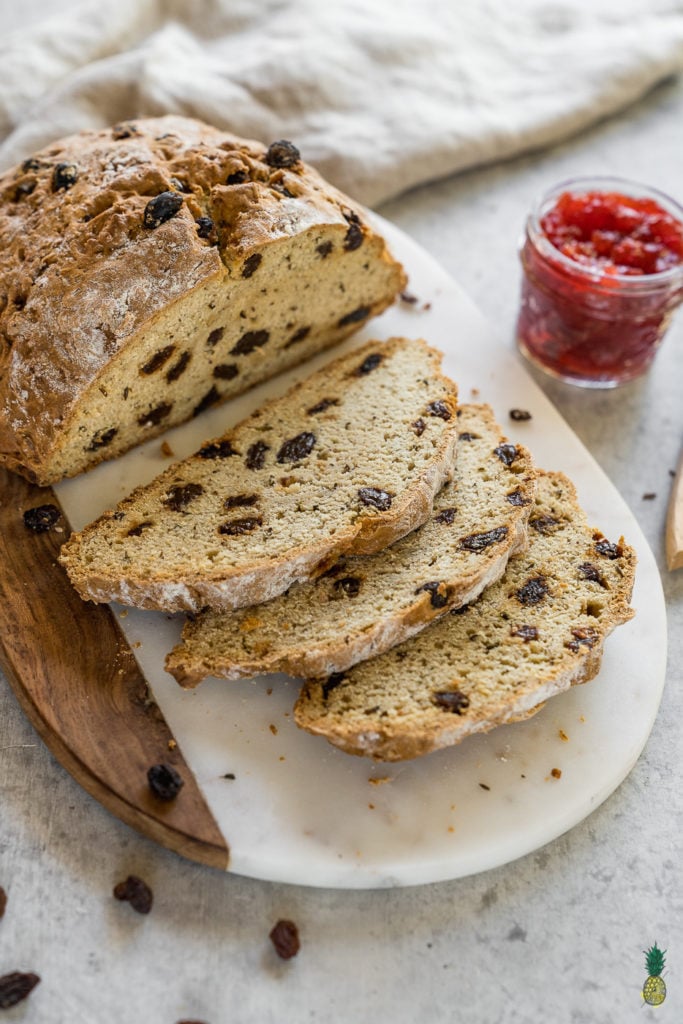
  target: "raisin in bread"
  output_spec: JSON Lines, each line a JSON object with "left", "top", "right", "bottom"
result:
{"left": 294, "top": 471, "right": 636, "bottom": 761}
{"left": 166, "top": 404, "right": 536, "bottom": 686}
{"left": 0, "top": 116, "right": 405, "bottom": 485}
{"left": 60, "top": 338, "right": 458, "bottom": 613}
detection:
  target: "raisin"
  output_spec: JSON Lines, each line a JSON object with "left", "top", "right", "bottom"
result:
{"left": 358, "top": 487, "right": 392, "bottom": 511}
{"left": 246, "top": 441, "right": 270, "bottom": 470}
{"left": 322, "top": 672, "right": 346, "bottom": 699}
{"left": 412, "top": 418, "right": 426, "bottom": 436}
{"left": 197, "top": 439, "right": 237, "bottom": 459}
{"left": 112, "top": 123, "right": 138, "bottom": 139}
{"left": 529, "top": 515, "right": 559, "bottom": 535}
{"left": 494, "top": 444, "right": 520, "bottom": 467}
{"left": 140, "top": 344, "right": 175, "bottom": 374}
{"left": 642, "top": 492, "right": 656, "bottom": 500}
{"left": 506, "top": 488, "right": 530, "bottom": 506}
{"left": 515, "top": 576, "right": 549, "bottom": 606}
{"left": 213, "top": 363, "right": 239, "bottom": 381}
{"left": 269, "top": 919, "right": 300, "bottom": 959}
{"left": 21, "top": 157, "right": 41, "bottom": 172}
{"left": 277, "top": 432, "right": 316, "bottom": 464}
{"left": 0, "top": 886, "right": 6, "bottom": 919}
{"left": 271, "top": 182, "right": 295, "bottom": 198}
{"left": 307, "top": 397, "right": 338, "bottom": 415}
{"left": 163, "top": 483, "right": 204, "bottom": 512}
{"left": 218, "top": 516, "right": 263, "bottom": 536}
{"left": 126, "top": 521, "right": 153, "bottom": 537}
{"left": 227, "top": 169, "right": 248, "bottom": 184}
{"left": 400, "top": 291, "right": 418, "bottom": 304}
{"left": 207, "top": 327, "right": 224, "bottom": 347}
{"left": 334, "top": 576, "right": 361, "bottom": 597}
{"left": 431, "top": 690, "right": 470, "bottom": 714}
{"left": 242, "top": 253, "right": 262, "bottom": 278}
{"left": 458, "top": 432, "right": 477, "bottom": 441}
{"left": 113, "top": 875, "right": 153, "bottom": 915}
{"left": 285, "top": 326, "right": 311, "bottom": 349}
{"left": 415, "top": 581, "right": 449, "bottom": 609}
{"left": 231, "top": 330, "right": 270, "bottom": 356}
{"left": 509, "top": 408, "right": 532, "bottom": 421}
{"left": 338, "top": 305, "right": 370, "bottom": 327}
{"left": 451, "top": 604, "right": 471, "bottom": 616}
{"left": 13, "top": 180, "right": 36, "bottom": 201}
{"left": 147, "top": 763, "right": 184, "bottom": 801}
{"left": 435, "top": 507, "right": 456, "bottom": 525}
{"left": 23, "top": 504, "right": 60, "bottom": 533}
{"left": 565, "top": 626, "right": 599, "bottom": 652}
{"left": 265, "top": 140, "right": 300, "bottom": 168}
{"left": 427, "top": 400, "right": 452, "bottom": 421}
{"left": 193, "top": 387, "right": 220, "bottom": 417}
{"left": 86, "top": 425, "right": 117, "bottom": 451}
{"left": 196, "top": 216, "right": 216, "bottom": 241}
{"left": 225, "top": 494, "right": 258, "bottom": 509}
{"left": 143, "top": 191, "right": 183, "bottom": 228}
{"left": 52, "top": 162, "right": 78, "bottom": 191}
{"left": 354, "top": 352, "right": 383, "bottom": 375}
{"left": 166, "top": 351, "right": 191, "bottom": 382}
{"left": 344, "top": 221, "right": 364, "bottom": 251}
{"left": 578, "top": 562, "right": 608, "bottom": 588}
{"left": 459, "top": 526, "right": 508, "bottom": 551}
{"left": 594, "top": 537, "right": 623, "bottom": 559}
{"left": 0, "top": 972, "right": 40, "bottom": 1009}
{"left": 511, "top": 624, "right": 539, "bottom": 642}
{"left": 138, "top": 402, "right": 173, "bottom": 427}
{"left": 170, "top": 177, "right": 191, "bottom": 193}
{"left": 316, "top": 241, "right": 333, "bottom": 258}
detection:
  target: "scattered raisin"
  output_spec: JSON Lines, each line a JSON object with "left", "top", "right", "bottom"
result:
{"left": 13, "top": 180, "right": 36, "bottom": 201}
{"left": 218, "top": 517, "right": 263, "bottom": 536}
{"left": 197, "top": 440, "right": 237, "bottom": 459}
{"left": 506, "top": 489, "right": 530, "bottom": 507}
{"left": 427, "top": 400, "right": 452, "bottom": 421}
{"left": 565, "top": 626, "right": 599, "bottom": 652}
{"left": 196, "top": 216, "right": 216, "bottom": 241}
{"left": 269, "top": 919, "right": 300, "bottom": 959}
{"left": 415, "top": 581, "right": 450, "bottom": 609}
{"left": 308, "top": 397, "right": 338, "bottom": 415}
{"left": 358, "top": 487, "right": 392, "bottom": 511}
{"left": 435, "top": 507, "right": 456, "bottom": 525}
{"left": 529, "top": 515, "right": 560, "bottom": 534}
{"left": 242, "top": 253, "right": 262, "bottom": 278}
{"left": 515, "top": 576, "right": 549, "bottom": 606}
{"left": 458, "top": 432, "right": 477, "bottom": 441}
{"left": 400, "top": 291, "right": 418, "bottom": 304}
{"left": 509, "top": 409, "right": 532, "bottom": 421}
{"left": 213, "top": 363, "right": 239, "bottom": 381}
{"left": 412, "top": 418, "right": 426, "bottom": 436}
{"left": 147, "top": 763, "right": 184, "bottom": 801}
{"left": 642, "top": 492, "right": 656, "bottom": 500}
{"left": 277, "top": 432, "right": 316, "bottom": 464}
{"left": 193, "top": 387, "right": 220, "bottom": 417}
{"left": 126, "top": 522, "right": 153, "bottom": 537}
{"left": 338, "top": 305, "right": 370, "bottom": 327}
{"left": 231, "top": 330, "right": 270, "bottom": 356}
{"left": 265, "top": 140, "right": 300, "bottom": 168}
{"left": 494, "top": 444, "right": 519, "bottom": 467}
{"left": 594, "top": 537, "right": 623, "bottom": 559}
{"left": 21, "top": 157, "right": 41, "bottom": 172}
{"left": 316, "top": 241, "right": 333, "bottom": 258}
{"left": 354, "top": 352, "right": 383, "bottom": 375}
{"left": 207, "top": 327, "right": 224, "bottom": 347}
{"left": 246, "top": 441, "right": 270, "bottom": 470}
{"left": 344, "top": 221, "right": 364, "bottom": 251}
{"left": 0, "top": 972, "right": 40, "bottom": 1009}
{"left": 138, "top": 403, "right": 173, "bottom": 427}
{"left": 224, "top": 494, "right": 258, "bottom": 509}
{"left": 285, "top": 325, "right": 311, "bottom": 349}
{"left": 578, "top": 562, "right": 608, "bottom": 588}
{"left": 166, "top": 351, "right": 191, "bottom": 382}
{"left": 113, "top": 875, "right": 153, "bottom": 915}
{"left": 0, "top": 887, "right": 6, "bottom": 919}
{"left": 460, "top": 526, "right": 508, "bottom": 551}
{"left": 431, "top": 690, "right": 470, "bottom": 714}
{"left": 23, "top": 504, "right": 60, "bottom": 532}
{"left": 143, "top": 191, "right": 183, "bottom": 228}
{"left": 227, "top": 170, "right": 248, "bottom": 185}
{"left": 52, "top": 162, "right": 78, "bottom": 191}
{"left": 112, "top": 123, "right": 138, "bottom": 139}
{"left": 163, "top": 483, "right": 204, "bottom": 512}
{"left": 511, "top": 624, "right": 539, "bottom": 642}
{"left": 87, "top": 426, "right": 118, "bottom": 451}
{"left": 322, "top": 673, "right": 346, "bottom": 699}
{"left": 451, "top": 603, "right": 471, "bottom": 616}
{"left": 334, "top": 576, "right": 361, "bottom": 597}
{"left": 140, "top": 344, "right": 175, "bottom": 374}
{"left": 550, "top": 768, "right": 562, "bottom": 779}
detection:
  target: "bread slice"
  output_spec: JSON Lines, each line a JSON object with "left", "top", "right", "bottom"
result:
{"left": 166, "top": 404, "right": 536, "bottom": 686}
{"left": 60, "top": 338, "right": 459, "bottom": 613}
{"left": 294, "top": 471, "right": 636, "bottom": 761}
{"left": 0, "top": 115, "right": 405, "bottom": 485}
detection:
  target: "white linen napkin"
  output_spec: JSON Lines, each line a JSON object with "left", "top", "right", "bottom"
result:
{"left": 1, "top": 0, "right": 683, "bottom": 205}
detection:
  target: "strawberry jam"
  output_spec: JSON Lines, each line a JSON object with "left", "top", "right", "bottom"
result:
{"left": 516, "top": 178, "right": 683, "bottom": 386}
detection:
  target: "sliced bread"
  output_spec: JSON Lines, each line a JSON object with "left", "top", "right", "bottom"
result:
{"left": 166, "top": 404, "right": 536, "bottom": 686}
{"left": 294, "top": 471, "right": 636, "bottom": 761}
{"left": 60, "top": 337, "right": 459, "bottom": 613}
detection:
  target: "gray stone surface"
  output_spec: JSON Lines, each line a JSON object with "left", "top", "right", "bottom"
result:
{"left": 1, "top": 9, "right": 682, "bottom": 1023}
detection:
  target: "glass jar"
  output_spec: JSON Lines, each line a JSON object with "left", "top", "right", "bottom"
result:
{"left": 516, "top": 176, "right": 683, "bottom": 387}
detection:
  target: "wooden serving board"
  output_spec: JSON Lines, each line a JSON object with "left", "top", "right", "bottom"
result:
{"left": 0, "top": 467, "right": 229, "bottom": 870}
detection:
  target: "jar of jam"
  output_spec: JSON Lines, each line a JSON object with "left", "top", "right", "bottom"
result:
{"left": 516, "top": 177, "right": 683, "bottom": 387}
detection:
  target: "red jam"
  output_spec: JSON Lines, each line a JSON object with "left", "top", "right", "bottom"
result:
{"left": 516, "top": 181, "right": 683, "bottom": 386}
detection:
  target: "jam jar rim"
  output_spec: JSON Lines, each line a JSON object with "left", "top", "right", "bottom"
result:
{"left": 526, "top": 174, "right": 683, "bottom": 291}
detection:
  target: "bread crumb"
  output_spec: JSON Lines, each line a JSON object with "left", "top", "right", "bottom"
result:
{"left": 422, "top": 301, "right": 432, "bottom": 311}
{"left": 132, "top": 640, "right": 141, "bottom": 649}
{"left": 368, "top": 803, "right": 375, "bottom": 810}
{"left": 119, "top": 609, "right": 128, "bottom": 618}
{"left": 550, "top": 767, "right": 562, "bottom": 779}
{"left": 269, "top": 724, "right": 278, "bottom": 736}
{"left": 579, "top": 715, "right": 586, "bottom": 723}
{"left": 266, "top": 687, "right": 273, "bottom": 696}
{"left": 558, "top": 729, "right": 569, "bottom": 741}
{"left": 479, "top": 782, "right": 490, "bottom": 791}
{"left": 279, "top": 756, "right": 286, "bottom": 761}
{"left": 471, "top": 386, "right": 480, "bottom": 397}
{"left": 368, "top": 776, "right": 392, "bottom": 786}
{"left": 400, "top": 291, "right": 418, "bottom": 305}
{"left": 642, "top": 492, "right": 656, "bottom": 501}
{"left": 447, "top": 825, "right": 455, "bottom": 833}
{"left": 167, "top": 738, "right": 177, "bottom": 751}
{"left": 160, "top": 441, "right": 175, "bottom": 458}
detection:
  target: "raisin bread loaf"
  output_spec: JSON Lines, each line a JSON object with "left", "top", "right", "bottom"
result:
{"left": 166, "top": 404, "right": 536, "bottom": 686}
{"left": 294, "top": 471, "right": 636, "bottom": 761}
{"left": 60, "top": 338, "right": 458, "bottom": 613}
{"left": 0, "top": 116, "right": 405, "bottom": 485}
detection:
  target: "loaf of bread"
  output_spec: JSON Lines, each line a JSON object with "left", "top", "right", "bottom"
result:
{"left": 60, "top": 337, "right": 459, "bottom": 613}
{"left": 166, "top": 404, "right": 536, "bottom": 686}
{"left": 0, "top": 116, "right": 405, "bottom": 485}
{"left": 294, "top": 471, "right": 636, "bottom": 761}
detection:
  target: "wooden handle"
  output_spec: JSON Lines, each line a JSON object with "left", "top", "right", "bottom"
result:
{"left": 666, "top": 449, "right": 683, "bottom": 571}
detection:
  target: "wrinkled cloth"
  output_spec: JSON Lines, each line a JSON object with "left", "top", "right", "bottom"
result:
{"left": 1, "top": 0, "right": 683, "bottom": 205}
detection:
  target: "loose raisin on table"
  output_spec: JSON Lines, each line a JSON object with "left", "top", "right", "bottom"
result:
{"left": 354, "top": 352, "right": 383, "bottom": 376}
{"left": 415, "top": 581, "right": 449, "bottom": 609}
{"left": 113, "top": 875, "right": 153, "bottom": 915}
{"left": 269, "top": 919, "right": 300, "bottom": 959}
{"left": 147, "top": 763, "right": 184, "bottom": 801}
{"left": 427, "top": 400, "right": 452, "bottom": 421}
{"left": 459, "top": 526, "right": 508, "bottom": 551}
{"left": 431, "top": 690, "right": 470, "bottom": 714}
{"left": 23, "top": 504, "right": 60, "bottom": 533}
{"left": 230, "top": 330, "right": 270, "bottom": 356}
{"left": 242, "top": 253, "right": 262, "bottom": 278}
{"left": 197, "top": 439, "right": 237, "bottom": 459}
{"left": 0, "top": 886, "right": 6, "bottom": 919}
{"left": 218, "top": 517, "right": 262, "bottom": 536}
{"left": 515, "top": 576, "right": 549, "bottom": 606}
{"left": 0, "top": 971, "right": 40, "bottom": 1009}
{"left": 163, "top": 483, "right": 204, "bottom": 512}
{"left": 245, "top": 441, "right": 270, "bottom": 470}
{"left": 265, "top": 140, "right": 300, "bottom": 168}
{"left": 277, "top": 432, "right": 316, "bottom": 464}
{"left": 52, "top": 162, "right": 78, "bottom": 191}
{"left": 494, "top": 443, "right": 520, "bottom": 467}
{"left": 143, "top": 191, "right": 183, "bottom": 229}
{"left": 509, "top": 408, "right": 532, "bottom": 421}
{"left": 358, "top": 487, "right": 392, "bottom": 511}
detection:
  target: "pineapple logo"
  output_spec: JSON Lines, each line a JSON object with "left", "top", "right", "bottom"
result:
{"left": 642, "top": 942, "right": 667, "bottom": 1006}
